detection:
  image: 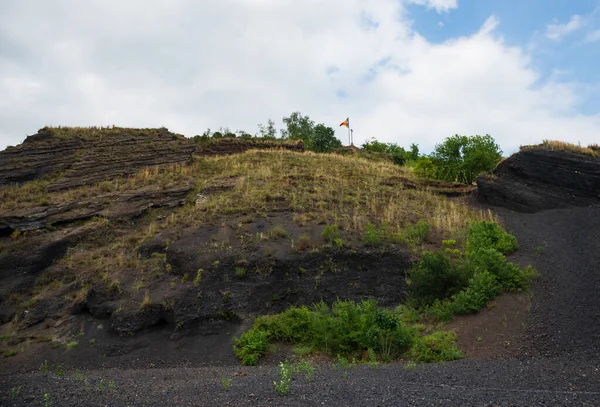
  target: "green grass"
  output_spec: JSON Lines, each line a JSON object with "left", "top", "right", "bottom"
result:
{"left": 233, "top": 299, "right": 459, "bottom": 366}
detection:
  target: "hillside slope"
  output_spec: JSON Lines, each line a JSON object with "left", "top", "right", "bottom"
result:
{"left": 0, "top": 129, "right": 490, "bottom": 364}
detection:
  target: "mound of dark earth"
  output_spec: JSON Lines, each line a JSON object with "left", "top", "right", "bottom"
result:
{"left": 477, "top": 148, "right": 600, "bottom": 212}
{"left": 0, "top": 127, "right": 196, "bottom": 190}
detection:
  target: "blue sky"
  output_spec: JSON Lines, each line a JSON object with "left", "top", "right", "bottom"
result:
{"left": 408, "top": 0, "right": 600, "bottom": 115}
{"left": 0, "top": 0, "right": 599, "bottom": 154}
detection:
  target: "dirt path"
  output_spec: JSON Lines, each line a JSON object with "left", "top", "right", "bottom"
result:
{"left": 2, "top": 204, "right": 600, "bottom": 406}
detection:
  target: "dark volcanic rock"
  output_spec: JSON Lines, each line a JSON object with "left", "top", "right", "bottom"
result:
{"left": 0, "top": 127, "right": 195, "bottom": 189}
{"left": 476, "top": 148, "right": 600, "bottom": 212}
{"left": 0, "top": 184, "right": 192, "bottom": 232}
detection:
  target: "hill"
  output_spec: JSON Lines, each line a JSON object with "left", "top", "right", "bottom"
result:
{"left": 2, "top": 131, "right": 600, "bottom": 406}
{"left": 0, "top": 127, "right": 491, "bottom": 352}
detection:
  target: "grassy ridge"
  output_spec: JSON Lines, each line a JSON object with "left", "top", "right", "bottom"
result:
{"left": 521, "top": 140, "right": 599, "bottom": 157}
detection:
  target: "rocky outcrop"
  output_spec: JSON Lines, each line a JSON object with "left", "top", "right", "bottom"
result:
{"left": 194, "top": 137, "right": 304, "bottom": 156}
{"left": 477, "top": 149, "right": 600, "bottom": 212}
{"left": 0, "top": 184, "right": 192, "bottom": 232}
{"left": 0, "top": 127, "right": 195, "bottom": 190}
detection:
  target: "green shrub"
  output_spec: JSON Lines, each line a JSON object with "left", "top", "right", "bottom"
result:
{"left": 466, "top": 221, "right": 518, "bottom": 254}
{"left": 409, "top": 331, "right": 463, "bottom": 363}
{"left": 424, "top": 299, "right": 454, "bottom": 322}
{"left": 193, "top": 269, "right": 204, "bottom": 286}
{"left": 233, "top": 300, "right": 416, "bottom": 365}
{"left": 235, "top": 267, "right": 247, "bottom": 279}
{"left": 450, "top": 271, "right": 501, "bottom": 314}
{"left": 422, "top": 134, "right": 502, "bottom": 184}
{"left": 408, "top": 251, "right": 471, "bottom": 306}
{"left": 322, "top": 224, "right": 340, "bottom": 244}
{"left": 363, "top": 223, "right": 384, "bottom": 247}
{"left": 269, "top": 225, "right": 289, "bottom": 239}
{"left": 467, "top": 248, "right": 534, "bottom": 292}
{"left": 233, "top": 329, "right": 270, "bottom": 366}
{"left": 404, "top": 220, "right": 430, "bottom": 244}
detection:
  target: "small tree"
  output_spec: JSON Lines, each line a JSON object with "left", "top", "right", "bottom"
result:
{"left": 312, "top": 124, "right": 342, "bottom": 153}
{"left": 281, "top": 112, "right": 315, "bottom": 145}
{"left": 428, "top": 134, "right": 502, "bottom": 184}
{"left": 257, "top": 119, "right": 278, "bottom": 139}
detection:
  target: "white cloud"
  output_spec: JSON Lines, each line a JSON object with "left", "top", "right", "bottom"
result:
{"left": 0, "top": 0, "right": 599, "bottom": 155}
{"left": 407, "top": 0, "right": 458, "bottom": 13}
{"left": 585, "top": 29, "right": 600, "bottom": 42}
{"left": 546, "top": 15, "right": 584, "bottom": 40}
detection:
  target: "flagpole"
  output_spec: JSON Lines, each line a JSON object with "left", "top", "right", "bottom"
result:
{"left": 348, "top": 127, "right": 351, "bottom": 146}
{"left": 350, "top": 129, "right": 354, "bottom": 146}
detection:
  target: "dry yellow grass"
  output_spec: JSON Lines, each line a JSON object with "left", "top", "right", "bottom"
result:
{"left": 522, "top": 140, "right": 599, "bottom": 157}
{"left": 0, "top": 163, "right": 194, "bottom": 211}
{"left": 181, "top": 149, "right": 494, "bottom": 236}
{"left": 23, "top": 149, "right": 497, "bottom": 302}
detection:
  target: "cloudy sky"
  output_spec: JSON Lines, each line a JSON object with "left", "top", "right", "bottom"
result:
{"left": 1, "top": 0, "right": 599, "bottom": 154}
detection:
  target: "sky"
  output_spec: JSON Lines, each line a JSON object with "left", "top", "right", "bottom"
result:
{"left": 1, "top": 0, "right": 599, "bottom": 155}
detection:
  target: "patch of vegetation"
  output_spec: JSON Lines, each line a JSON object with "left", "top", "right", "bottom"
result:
{"left": 273, "top": 361, "right": 293, "bottom": 394}
{"left": 414, "top": 134, "right": 502, "bottom": 184}
{"left": 321, "top": 224, "right": 341, "bottom": 244}
{"left": 220, "top": 376, "right": 232, "bottom": 391}
{"left": 235, "top": 267, "right": 247, "bottom": 279}
{"left": 40, "top": 360, "right": 49, "bottom": 375}
{"left": 296, "top": 234, "right": 312, "bottom": 251}
{"left": 3, "top": 349, "right": 17, "bottom": 357}
{"left": 193, "top": 269, "right": 204, "bottom": 286}
{"left": 522, "top": 140, "right": 600, "bottom": 157}
{"left": 269, "top": 225, "right": 289, "bottom": 239}
{"left": 361, "top": 138, "right": 420, "bottom": 166}
{"left": 363, "top": 223, "right": 384, "bottom": 247}
{"left": 66, "top": 340, "right": 79, "bottom": 350}
{"left": 409, "top": 221, "right": 537, "bottom": 321}
{"left": 234, "top": 299, "right": 425, "bottom": 366}
{"left": 408, "top": 331, "right": 463, "bottom": 362}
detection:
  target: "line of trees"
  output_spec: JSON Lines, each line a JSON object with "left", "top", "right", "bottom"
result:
{"left": 361, "top": 134, "right": 502, "bottom": 184}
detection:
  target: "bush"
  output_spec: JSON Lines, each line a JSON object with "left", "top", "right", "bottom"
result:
{"left": 296, "top": 234, "right": 312, "bottom": 251}
{"left": 233, "top": 329, "right": 270, "bottom": 366}
{"left": 426, "top": 134, "right": 503, "bottom": 184}
{"left": 233, "top": 300, "right": 416, "bottom": 365}
{"left": 402, "top": 220, "right": 430, "bottom": 244}
{"left": 424, "top": 299, "right": 455, "bottom": 322}
{"left": 269, "top": 225, "right": 289, "bottom": 239}
{"left": 363, "top": 223, "right": 384, "bottom": 247}
{"left": 450, "top": 271, "right": 501, "bottom": 314}
{"left": 409, "top": 331, "right": 463, "bottom": 363}
{"left": 321, "top": 224, "right": 340, "bottom": 244}
{"left": 466, "top": 221, "right": 518, "bottom": 254}
{"left": 408, "top": 251, "right": 471, "bottom": 306}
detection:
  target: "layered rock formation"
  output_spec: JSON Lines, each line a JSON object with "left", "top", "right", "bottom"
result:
{"left": 0, "top": 127, "right": 195, "bottom": 190}
{"left": 477, "top": 148, "right": 600, "bottom": 212}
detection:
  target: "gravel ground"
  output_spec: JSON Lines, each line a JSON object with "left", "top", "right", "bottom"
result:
{"left": 2, "top": 204, "right": 600, "bottom": 406}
